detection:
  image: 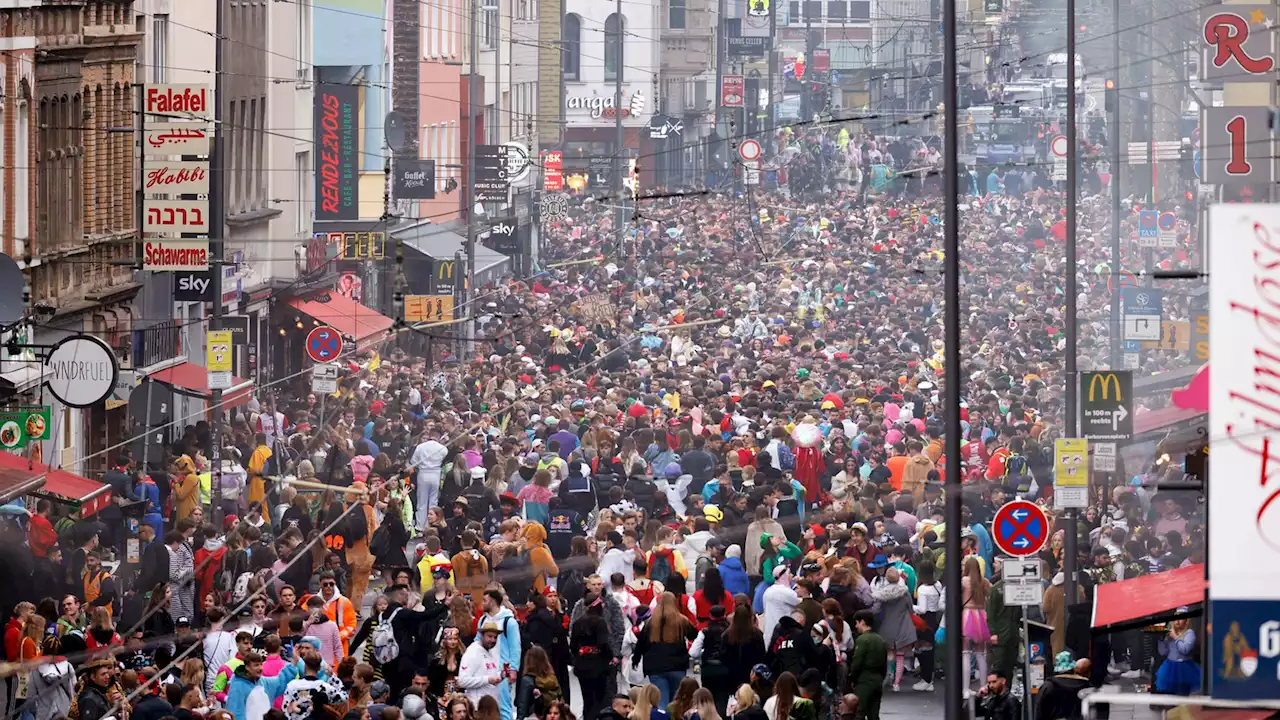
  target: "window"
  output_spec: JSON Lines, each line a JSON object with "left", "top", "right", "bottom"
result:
{"left": 604, "top": 13, "right": 623, "bottom": 81}
{"left": 151, "top": 14, "right": 169, "bottom": 82}
{"left": 669, "top": 0, "right": 686, "bottom": 29}
{"left": 803, "top": 0, "right": 821, "bottom": 19}
{"left": 295, "top": 151, "right": 310, "bottom": 233}
{"left": 788, "top": 1, "right": 798, "bottom": 21}
{"left": 827, "top": 0, "right": 846, "bottom": 19}
{"left": 850, "top": 0, "right": 869, "bottom": 19}
{"left": 297, "top": 0, "right": 312, "bottom": 81}
{"left": 482, "top": 7, "right": 497, "bottom": 48}
{"left": 562, "top": 13, "right": 580, "bottom": 80}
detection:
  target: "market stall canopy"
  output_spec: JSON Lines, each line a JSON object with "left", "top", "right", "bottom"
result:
{"left": 287, "top": 293, "right": 396, "bottom": 353}
{"left": 0, "top": 451, "right": 111, "bottom": 518}
{"left": 150, "top": 361, "right": 253, "bottom": 408}
{"left": 1092, "top": 563, "right": 1205, "bottom": 632}
{"left": 0, "top": 466, "right": 45, "bottom": 505}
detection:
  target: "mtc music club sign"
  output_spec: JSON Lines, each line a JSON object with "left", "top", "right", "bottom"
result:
{"left": 143, "top": 84, "right": 213, "bottom": 271}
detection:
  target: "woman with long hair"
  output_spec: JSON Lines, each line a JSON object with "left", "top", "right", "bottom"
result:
{"left": 427, "top": 626, "right": 464, "bottom": 698}
{"left": 960, "top": 555, "right": 991, "bottom": 689}
{"left": 763, "top": 672, "right": 814, "bottom": 720}
{"left": 15, "top": 613, "right": 44, "bottom": 711}
{"left": 634, "top": 592, "right": 699, "bottom": 707}
{"left": 570, "top": 592, "right": 613, "bottom": 720}
{"left": 449, "top": 595, "right": 477, "bottom": 648}
{"left": 142, "top": 583, "right": 176, "bottom": 640}
{"left": 667, "top": 678, "right": 700, "bottom": 719}
{"left": 818, "top": 599, "right": 852, "bottom": 691}
{"left": 690, "top": 688, "right": 722, "bottom": 720}
{"left": 545, "top": 701, "right": 576, "bottom": 720}
{"left": 630, "top": 684, "right": 668, "bottom": 720}
{"left": 516, "top": 646, "right": 562, "bottom": 720}
{"left": 476, "top": 696, "right": 500, "bottom": 720}
{"left": 692, "top": 568, "right": 735, "bottom": 629}
{"left": 726, "top": 686, "right": 765, "bottom": 720}
{"left": 445, "top": 695, "right": 475, "bottom": 720}
{"left": 722, "top": 603, "right": 766, "bottom": 700}
{"left": 1154, "top": 617, "right": 1201, "bottom": 695}
{"left": 85, "top": 607, "right": 121, "bottom": 652}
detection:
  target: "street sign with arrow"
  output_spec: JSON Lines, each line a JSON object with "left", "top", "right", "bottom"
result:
{"left": 1080, "top": 370, "right": 1134, "bottom": 440}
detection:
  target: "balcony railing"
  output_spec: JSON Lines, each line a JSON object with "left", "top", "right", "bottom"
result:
{"left": 133, "top": 320, "right": 183, "bottom": 369}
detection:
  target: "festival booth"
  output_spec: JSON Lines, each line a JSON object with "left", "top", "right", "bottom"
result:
{"left": 0, "top": 450, "right": 111, "bottom": 518}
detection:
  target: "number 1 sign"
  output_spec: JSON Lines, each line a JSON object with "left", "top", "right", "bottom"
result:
{"left": 1203, "top": 107, "right": 1275, "bottom": 186}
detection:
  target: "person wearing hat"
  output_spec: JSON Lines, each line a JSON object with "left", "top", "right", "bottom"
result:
{"left": 457, "top": 619, "right": 506, "bottom": 710}
{"left": 462, "top": 467, "right": 499, "bottom": 522}
{"left": 1035, "top": 655, "right": 1091, "bottom": 720}
{"left": 483, "top": 494, "right": 522, "bottom": 541}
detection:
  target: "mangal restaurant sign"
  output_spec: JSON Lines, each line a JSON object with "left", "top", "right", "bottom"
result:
{"left": 566, "top": 91, "right": 647, "bottom": 120}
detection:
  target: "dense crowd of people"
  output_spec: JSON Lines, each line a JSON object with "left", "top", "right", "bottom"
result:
{"left": 0, "top": 123, "right": 1206, "bottom": 720}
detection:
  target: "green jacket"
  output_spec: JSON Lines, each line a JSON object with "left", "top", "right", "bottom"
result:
{"left": 760, "top": 533, "right": 804, "bottom": 581}
{"left": 986, "top": 581, "right": 1023, "bottom": 647}
{"left": 849, "top": 630, "right": 888, "bottom": 684}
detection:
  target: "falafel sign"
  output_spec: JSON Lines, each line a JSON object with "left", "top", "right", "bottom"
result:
{"left": 0, "top": 407, "right": 51, "bottom": 449}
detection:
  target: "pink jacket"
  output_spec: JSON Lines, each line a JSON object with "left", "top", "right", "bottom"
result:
{"left": 303, "top": 617, "right": 346, "bottom": 667}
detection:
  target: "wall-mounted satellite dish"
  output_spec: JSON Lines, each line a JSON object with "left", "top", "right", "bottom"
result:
{"left": 385, "top": 112, "right": 407, "bottom": 152}
{"left": 0, "top": 255, "right": 25, "bottom": 327}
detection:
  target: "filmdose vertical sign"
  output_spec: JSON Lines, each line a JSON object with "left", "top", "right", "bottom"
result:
{"left": 1209, "top": 204, "right": 1280, "bottom": 700}
{"left": 315, "top": 84, "right": 360, "bottom": 221}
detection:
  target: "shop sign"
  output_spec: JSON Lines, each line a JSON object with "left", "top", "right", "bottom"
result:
{"left": 43, "top": 335, "right": 119, "bottom": 409}
{"left": 144, "top": 123, "right": 211, "bottom": 157}
{"left": 0, "top": 406, "right": 50, "bottom": 450}
{"left": 174, "top": 271, "right": 213, "bottom": 301}
{"left": 144, "top": 200, "right": 209, "bottom": 234}
{"left": 727, "top": 36, "right": 768, "bottom": 56}
{"left": 314, "top": 83, "right": 360, "bottom": 221}
{"left": 544, "top": 151, "right": 564, "bottom": 191}
{"left": 145, "top": 161, "right": 210, "bottom": 194}
{"left": 305, "top": 233, "right": 341, "bottom": 275}
{"left": 143, "top": 239, "right": 210, "bottom": 271}
{"left": 393, "top": 159, "right": 436, "bottom": 200}
{"left": 145, "top": 84, "right": 212, "bottom": 120}
{"left": 566, "top": 91, "right": 646, "bottom": 119}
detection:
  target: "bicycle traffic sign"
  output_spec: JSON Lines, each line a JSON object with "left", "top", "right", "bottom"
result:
{"left": 306, "top": 326, "right": 343, "bottom": 363}
{"left": 992, "top": 500, "right": 1049, "bottom": 557}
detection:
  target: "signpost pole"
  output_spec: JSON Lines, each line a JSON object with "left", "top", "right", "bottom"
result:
{"left": 1064, "top": 0, "right": 1080, "bottom": 615}
{"left": 1022, "top": 613, "right": 1033, "bottom": 720}
{"left": 209, "top": 0, "right": 225, "bottom": 488}
{"left": 612, "top": 0, "right": 625, "bottom": 260}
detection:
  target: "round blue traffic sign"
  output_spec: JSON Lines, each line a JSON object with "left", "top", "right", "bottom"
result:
{"left": 1140, "top": 212, "right": 1157, "bottom": 229}
{"left": 306, "top": 326, "right": 343, "bottom": 363}
{"left": 992, "top": 500, "right": 1049, "bottom": 557}
{"left": 1158, "top": 212, "right": 1176, "bottom": 231}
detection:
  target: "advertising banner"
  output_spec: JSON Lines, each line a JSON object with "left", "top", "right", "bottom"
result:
{"left": 1209, "top": 203, "right": 1280, "bottom": 700}
{"left": 544, "top": 151, "right": 564, "bottom": 191}
{"left": 143, "top": 201, "right": 210, "bottom": 234}
{"left": 143, "top": 239, "right": 211, "bottom": 271}
{"left": 314, "top": 83, "right": 361, "bottom": 221}
{"left": 144, "top": 123, "right": 211, "bottom": 157}
{"left": 393, "top": 159, "right": 436, "bottom": 200}
{"left": 722, "top": 75, "right": 745, "bottom": 108}
{"left": 0, "top": 407, "right": 50, "bottom": 450}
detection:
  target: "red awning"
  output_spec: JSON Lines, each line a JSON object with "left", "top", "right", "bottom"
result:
{"left": 150, "top": 361, "right": 253, "bottom": 408}
{"left": 1134, "top": 406, "right": 1206, "bottom": 435}
{"left": 287, "top": 294, "right": 395, "bottom": 353}
{"left": 0, "top": 451, "right": 111, "bottom": 518}
{"left": 1092, "top": 563, "right": 1206, "bottom": 630}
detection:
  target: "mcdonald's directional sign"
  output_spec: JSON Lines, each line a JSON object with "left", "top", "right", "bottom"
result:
{"left": 434, "top": 259, "right": 457, "bottom": 289}
{"left": 1080, "top": 370, "right": 1134, "bottom": 440}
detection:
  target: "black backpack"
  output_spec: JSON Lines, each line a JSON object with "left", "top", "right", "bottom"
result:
{"left": 558, "top": 566, "right": 587, "bottom": 612}
{"left": 499, "top": 549, "right": 536, "bottom": 606}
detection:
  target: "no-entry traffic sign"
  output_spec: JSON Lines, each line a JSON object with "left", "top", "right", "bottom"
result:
{"left": 992, "top": 500, "right": 1049, "bottom": 557}
{"left": 1050, "top": 135, "right": 1068, "bottom": 157}
{"left": 306, "top": 326, "right": 343, "bottom": 363}
{"left": 739, "top": 139, "right": 762, "bottom": 162}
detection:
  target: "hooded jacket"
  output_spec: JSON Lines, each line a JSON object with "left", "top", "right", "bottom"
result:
{"left": 901, "top": 454, "right": 935, "bottom": 504}
{"left": 675, "top": 531, "right": 716, "bottom": 587}
{"left": 570, "top": 591, "right": 626, "bottom": 657}
{"left": 745, "top": 519, "right": 786, "bottom": 576}
{"left": 1035, "top": 672, "right": 1090, "bottom": 720}
{"left": 319, "top": 591, "right": 358, "bottom": 656}
{"left": 479, "top": 606, "right": 521, "bottom": 720}
{"left": 225, "top": 662, "right": 300, "bottom": 720}
{"left": 303, "top": 612, "right": 345, "bottom": 667}
{"left": 767, "top": 615, "right": 815, "bottom": 678}
{"left": 25, "top": 659, "right": 74, "bottom": 720}
{"left": 871, "top": 581, "right": 916, "bottom": 649}
{"left": 521, "top": 523, "right": 559, "bottom": 594}
{"left": 450, "top": 548, "right": 491, "bottom": 605}
{"left": 717, "top": 556, "right": 751, "bottom": 597}
{"left": 173, "top": 456, "right": 200, "bottom": 522}
{"left": 195, "top": 538, "right": 227, "bottom": 606}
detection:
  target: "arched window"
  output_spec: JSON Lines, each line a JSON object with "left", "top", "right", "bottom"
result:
{"left": 604, "top": 13, "right": 623, "bottom": 81}
{"left": 562, "top": 13, "right": 581, "bottom": 80}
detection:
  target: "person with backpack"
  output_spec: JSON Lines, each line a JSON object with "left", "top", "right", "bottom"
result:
{"left": 690, "top": 604, "right": 733, "bottom": 713}
{"left": 513, "top": 523, "right": 558, "bottom": 606}
{"left": 246, "top": 434, "right": 273, "bottom": 507}
{"left": 349, "top": 584, "right": 450, "bottom": 699}
{"left": 476, "top": 589, "right": 521, "bottom": 720}
{"left": 344, "top": 481, "right": 380, "bottom": 610}
{"left": 450, "top": 531, "right": 491, "bottom": 606}
{"left": 646, "top": 527, "right": 688, "bottom": 589}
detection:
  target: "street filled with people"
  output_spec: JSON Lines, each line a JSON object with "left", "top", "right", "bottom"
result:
{"left": 0, "top": 125, "right": 1206, "bottom": 720}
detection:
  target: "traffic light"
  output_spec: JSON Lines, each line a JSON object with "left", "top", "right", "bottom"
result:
{"left": 1104, "top": 79, "right": 1117, "bottom": 113}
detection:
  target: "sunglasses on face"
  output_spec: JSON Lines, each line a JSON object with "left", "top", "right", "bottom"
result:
{"left": 322, "top": 582, "right": 336, "bottom": 587}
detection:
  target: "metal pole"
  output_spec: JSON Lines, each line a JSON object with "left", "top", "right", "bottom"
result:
{"left": 768, "top": 8, "right": 777, "bottom": 130}
{"left": 1022, "top": 614, "right": 1033, "bottom": 720}
{"left": 1109, "top": 0, "right": 1121, "bottom": 370}
{"left": 466, "top": 0, "right": 478, "bottom": 357}
{"left": 209, "top": 0, "right": 225, "bottom": 486}
{"left": 1063, "top": 0, "right": 1080, "bottom": 612}
{"left": 612, "top": 0, "right": 624, "bottom": 258}
{"left": 715, "top": 0, "right": 726, "bottom": 137}
{"left": 942, "top": 0, "right": 963, "bottom": 712}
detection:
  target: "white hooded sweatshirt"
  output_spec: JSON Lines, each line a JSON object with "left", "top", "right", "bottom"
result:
{"left": 457, "top": 637, "right": 503, "bottom": 707}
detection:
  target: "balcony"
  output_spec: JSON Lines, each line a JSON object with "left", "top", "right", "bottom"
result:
{"left": 133, "top": 320, "right": 183, "bottom": 371}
